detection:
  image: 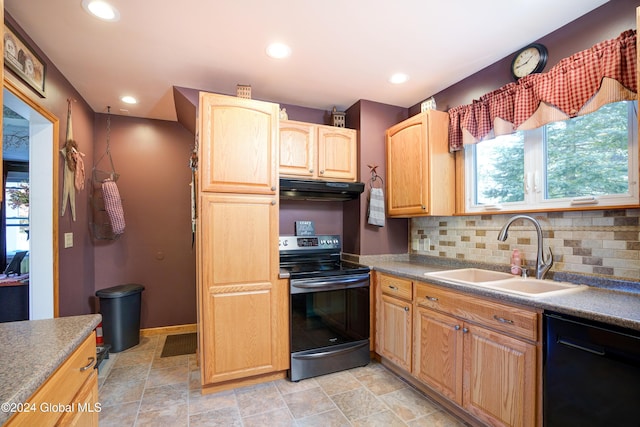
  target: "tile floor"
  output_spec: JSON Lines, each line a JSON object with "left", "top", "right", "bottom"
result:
{"left": 97, "top": 334, "right": 468, "bottom": 426}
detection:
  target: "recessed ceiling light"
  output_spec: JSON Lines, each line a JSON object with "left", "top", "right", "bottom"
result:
{"left": 389, "top": 73, "right": 409, "bottom": 84}
{"left": 266, "top": 42, "right": 291, "bottom": 59}
{"left": 121, "top": 96, "right": 137, "bottom": 104}
{"left": 81, "top": 0, "right": 120, "bottom": 22}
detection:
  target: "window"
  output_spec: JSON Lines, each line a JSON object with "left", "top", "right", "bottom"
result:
{"left": 5, "top": 173, "right": 29, "bottom": 256}
{"left": 465, "top": 101, "right": 638, "bottom": 212}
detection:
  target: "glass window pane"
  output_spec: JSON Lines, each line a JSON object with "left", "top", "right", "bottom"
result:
{"left": 545, "top": 102, "right": 631, "bottom": 199}
{"left": 5, "top": 181, "right": 30, "bottom": 254}
{"left": 474, "top": 132, "right": 525, "bottom": 205}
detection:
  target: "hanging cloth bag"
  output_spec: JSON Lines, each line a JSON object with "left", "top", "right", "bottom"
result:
{"left": 92, "top": 107, "right": 125, "bottom": 236}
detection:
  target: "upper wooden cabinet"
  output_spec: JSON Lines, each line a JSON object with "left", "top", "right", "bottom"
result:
{"left": 199, "top": 93, "right": 279, "bottom": 194}
{"left": 279, "top": 120, "right": 358, "bottom": 182}
{"left": 385, "top": 110, "right": 454, "bottom": 217}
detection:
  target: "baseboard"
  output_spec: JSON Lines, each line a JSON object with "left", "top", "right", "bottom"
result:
{"left": 140, "top": 323, "right": 197, "bottom": 337}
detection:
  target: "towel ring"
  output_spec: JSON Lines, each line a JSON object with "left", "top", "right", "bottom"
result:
{"left": 367, "top": 164, "right": 384, "bottom": 189}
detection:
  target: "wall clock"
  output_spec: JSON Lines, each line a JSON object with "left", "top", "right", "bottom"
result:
{"left": 511, "top": 43, "right": 548, "bottom": 80}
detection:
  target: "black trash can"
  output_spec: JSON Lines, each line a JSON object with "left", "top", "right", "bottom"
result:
{"left": 96, "top": 284, "right": 144, "bottom": 352}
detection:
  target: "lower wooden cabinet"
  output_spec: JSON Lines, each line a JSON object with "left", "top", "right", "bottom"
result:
{"left": 56, "top": 370, "right": 99, "bottom": 427}
{"left": 6, "top": 333, "right": 98, "bottom": 427}
{"left": 375, "top": 273, "right": 413, "bottom": 372}
{"left": 197, "top": 193, "right": 288, "bottom": 388}
{"left": 376, "top": 274, "right": 541, "bottom": 427}
{"left": 463, "top": 322, "right": 537, "bottom": 427}
{"left": 414, "top": 307, "right": 463, "bottom": 404}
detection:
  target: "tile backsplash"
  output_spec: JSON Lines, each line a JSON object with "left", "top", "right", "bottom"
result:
{"left": 411, "top": 209, "right": 640, "bottom": 280}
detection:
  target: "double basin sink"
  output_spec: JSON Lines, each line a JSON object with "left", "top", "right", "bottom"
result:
{"left": 424, "top": 268, "right": 586, "bottom": 298}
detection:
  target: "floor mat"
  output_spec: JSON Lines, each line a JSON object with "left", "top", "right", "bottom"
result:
{"left": 161, "top": 333, "right": 197, "bottom": 358}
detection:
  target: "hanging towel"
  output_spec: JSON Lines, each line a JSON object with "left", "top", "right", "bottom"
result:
{"left": 368, "top": 187, "right": 386, "bottom": 227}
{"left": 102, "top": 179, "right": 126, "bottom": 235}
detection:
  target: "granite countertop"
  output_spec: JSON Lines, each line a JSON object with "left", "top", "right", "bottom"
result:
{"left": 0, "top": 314, "right": 101, "bottom": 425}
{"left": 367, "top": 259, "right": 640, "bottom": 332}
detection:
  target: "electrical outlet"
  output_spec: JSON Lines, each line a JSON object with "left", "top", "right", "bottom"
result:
{"left": 64, "top": 232, "right": 73, "bottom": 248}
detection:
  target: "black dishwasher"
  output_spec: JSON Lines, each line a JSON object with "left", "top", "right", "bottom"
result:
{"left": 544, "top": 312, "right": 640, "bottom": 426}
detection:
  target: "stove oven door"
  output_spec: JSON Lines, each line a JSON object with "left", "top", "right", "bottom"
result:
{"left": 289, "top": 273, "right": 370, "bottom": 381}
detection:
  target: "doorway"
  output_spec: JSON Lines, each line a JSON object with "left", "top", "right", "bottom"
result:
{"left": 2, "top": 80, "right": 58, "bottom": 320}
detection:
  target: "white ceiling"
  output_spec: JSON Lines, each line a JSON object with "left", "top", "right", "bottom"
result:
{"left": 5, "top": 0, "right": 609, "bottom": 122}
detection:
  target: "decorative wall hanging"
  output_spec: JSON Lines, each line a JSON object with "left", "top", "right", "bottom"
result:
{"left": 4, "top": 22, "right": 46, "bottom": 97}
{"left": 60, "top": 99, "right": 85, "bottom": 221}
{"left": 90, "top": 107, "right": 125, "bottom": 240}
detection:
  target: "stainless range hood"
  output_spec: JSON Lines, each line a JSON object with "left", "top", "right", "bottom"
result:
{"left": 280, "top": 178, "right": 365, "bottom": 201}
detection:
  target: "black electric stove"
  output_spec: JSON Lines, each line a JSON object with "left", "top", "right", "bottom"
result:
{"left": 279, "top": 234, "right": 371, "bottom": 382}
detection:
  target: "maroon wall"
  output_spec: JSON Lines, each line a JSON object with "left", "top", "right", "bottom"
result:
{"left": 92, "top": 115, "right": 196, "bottom": 328}
{"left": 5, "top": 13, "right": 97, "bottom": 317}
{"left": 280, "top": 201, "right": 343, "bottom": 236}
{"left": 344, "top": 100, "right": 409, "bottom": 255}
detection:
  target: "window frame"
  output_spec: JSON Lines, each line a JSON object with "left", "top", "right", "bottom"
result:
{"left": 462, "top": 101, "right": 639, "bottom": 214}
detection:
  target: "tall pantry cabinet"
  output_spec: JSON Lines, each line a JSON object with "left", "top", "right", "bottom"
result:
{"left": 197, "top": 93, "right": 288, "bottom": 392}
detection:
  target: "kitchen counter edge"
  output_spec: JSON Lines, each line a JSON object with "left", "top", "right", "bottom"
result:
{"left": 0, "top": 314, "right": 101, "bottom": 425}
{"left": 367, "top": 260, "right": 640, "bottom": 332}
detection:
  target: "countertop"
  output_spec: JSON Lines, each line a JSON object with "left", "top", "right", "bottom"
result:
{"left": 367, "top": 260, "right": 640, "bottom": 332}
{"left": 0, "top": 314, "right": 101, "bottom": 425}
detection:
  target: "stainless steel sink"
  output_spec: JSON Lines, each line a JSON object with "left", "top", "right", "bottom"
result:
{"left": 424, "top": 268, "right": 586, "bottom": 297}
{"left": 424, "top": 268, "right": 514, "bottom": 284}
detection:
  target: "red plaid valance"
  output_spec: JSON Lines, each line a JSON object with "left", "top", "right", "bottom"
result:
{"left": 448, "top": 30, "right": 637, "bottom": 151}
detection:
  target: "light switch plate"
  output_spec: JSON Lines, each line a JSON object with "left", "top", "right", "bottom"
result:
{"left": 64, "top": 232, "right": 73, "bottom": 248}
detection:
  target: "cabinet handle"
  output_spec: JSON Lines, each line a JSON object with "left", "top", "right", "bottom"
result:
{"left": 493, "top": 315, "right": 514, "bottom": 324}
{"left": 425, "top": 295, "right": 438, "bottom": 302}
{"left": 404, "top": 306, "right": 409, "bottom": 312}
{"left": 320, "top": 170, "right": 325, "bottom": 174}
{"left": 271, "top": 186, "right": 276, "bottom": 191}
{"left": 462, "top": 327, "right": 469, "bottom": 333}
{"left": 309, "top": 168, "right": 314, "bottom": 173}
{"left": 271, "top": 200, "right": 276, "bottom": 205}
{"left": 421, "top": 205, "right": 426, "bottom": 210}
{"left": 80, "top": 357, "right": 96, "bottom": 372}
{"left": 388, "top": 285, "right": 398, "bottom": 290}
{"left": 454, "top": 325, "right": 461, "bottom": 331}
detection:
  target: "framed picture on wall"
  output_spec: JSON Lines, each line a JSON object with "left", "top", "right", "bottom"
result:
{"left": 4, "top": 22, "right": 46, "bottom": 97}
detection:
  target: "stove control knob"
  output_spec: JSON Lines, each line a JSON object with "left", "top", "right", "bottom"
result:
{"left": 281, "top": 240, "right": 288, "bottom": 247}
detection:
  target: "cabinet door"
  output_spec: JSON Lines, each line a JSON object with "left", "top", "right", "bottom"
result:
{"left": 317, "top": 126, "right": 357, "bottom": 181}
{"left": 463, "top": 324, "right": 537, "bottom": 427}
{"left": 198, "top": 193, "right": 287, "bottom": 384}
{"left": 386, "top": 113, "right": 428, "bottom": 216}
{"left": 279, "top": 120, "right": 315, "bottom": 178}
{"left": 414, "top": 307, "right": 463, "bottom": 405}
{"left": 377, "top": 294, "right": 412, "bottom": 372}
{"left": 56, "top": 371, "right": 99, "bottom": 427}
{"left": 199, "top": 93, "right": 278, "bottom": 194}
{"left": 385, "top": 110, "right": 452, "bottom": 217}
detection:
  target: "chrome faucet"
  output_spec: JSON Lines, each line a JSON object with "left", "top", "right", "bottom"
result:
{"left": 497, "top": 215, "right": 553, "bottom": 280}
